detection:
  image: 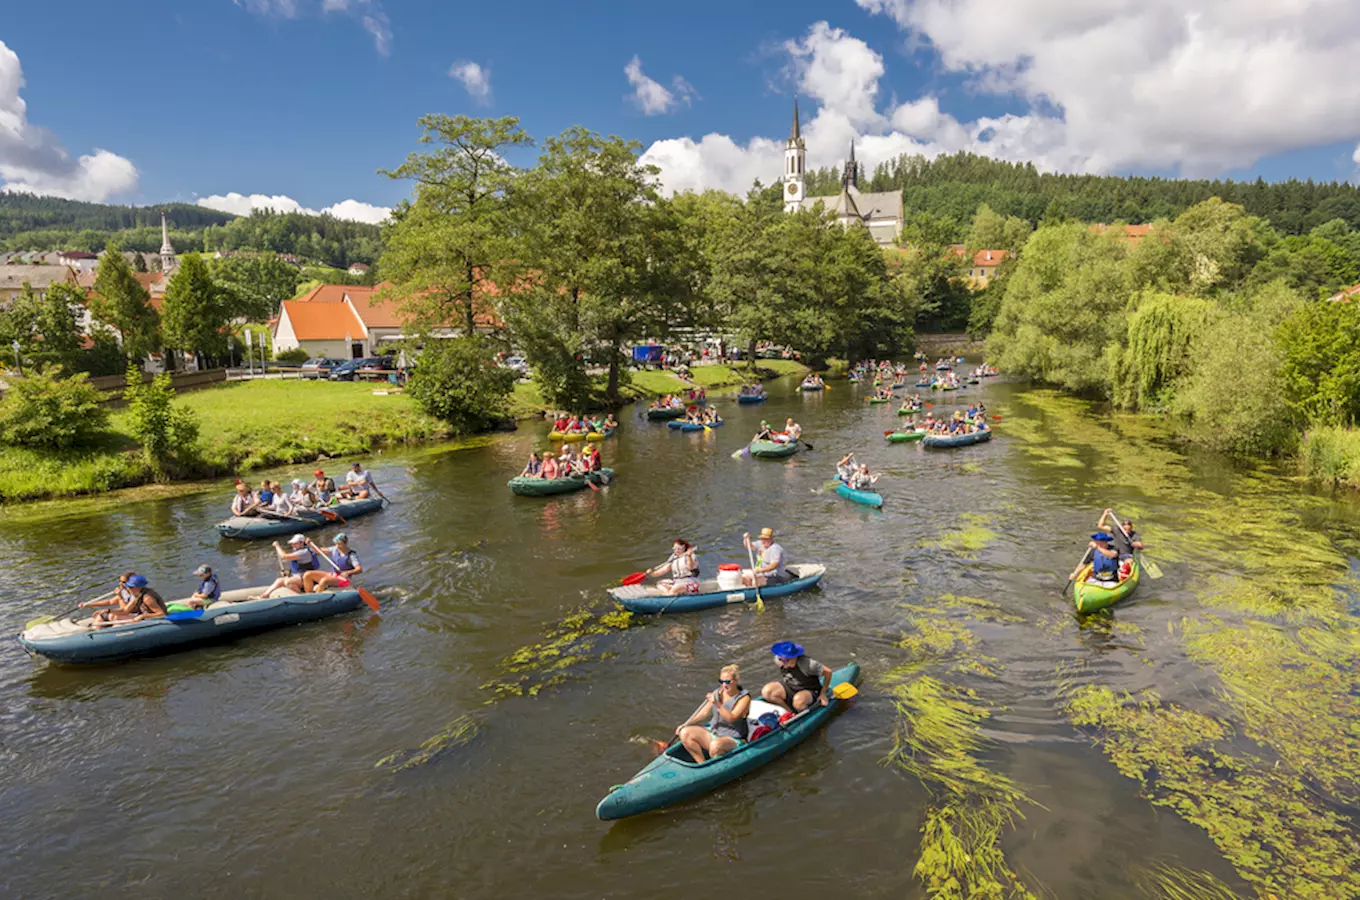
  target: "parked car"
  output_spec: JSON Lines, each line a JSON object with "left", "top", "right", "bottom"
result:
{"left": 503, "top": 355, "right": 529, "bottom": 375}
{"left": 301, "top": 357, "right": 343, "bottom": 379}
{"left": 329, "top": 356, "right": 394, "bottom": 381}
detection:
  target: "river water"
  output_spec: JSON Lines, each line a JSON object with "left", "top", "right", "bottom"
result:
{"left": 1, "top": 373, "right": 1357, "bottom": 899}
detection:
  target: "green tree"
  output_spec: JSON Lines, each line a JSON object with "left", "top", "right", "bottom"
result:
{"left": 123, "top": 364, "right": 199, "bottom": 479}
{"left": 161, "top": 253, "right": 231, "bottom": 362}
{"left": 407, "top": 336, "right": 516, "bottom": 433}
{"left": 1111, "top": 290, "right": 1213, "bottom": 409}
{"left": 131, "top": 252, "right": 148, "bottom": 273}
{"left": 0, "top": 281, "right": 84, "bottom": 371}
{"left": 0, "top": 367, "right": 108, "bottom": 449}
{"left": 91, "top": 247, "right": 159, "bottom": 361}
{"left": 381, "top": 115, "right": 531, "bottom": 336}
{"left": 213, "top": 253, "right": 300, "bottom": 321}
{"left": 1276, "top": 298, "right": 1360, "bottom": 426}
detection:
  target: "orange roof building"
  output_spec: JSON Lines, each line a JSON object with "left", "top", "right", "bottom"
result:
{"left": 966, "top": 249, "right": 1009, "bottom": 288}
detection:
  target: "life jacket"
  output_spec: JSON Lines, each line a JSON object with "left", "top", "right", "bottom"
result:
{"left": 289, "top": 549, "right": 319, "bottom": 576}
{"left": 671, "top": 552, "right": 699, "bottom": 579}
{"left": 1092, "top": 550, "right": 1119, "bottom": 580}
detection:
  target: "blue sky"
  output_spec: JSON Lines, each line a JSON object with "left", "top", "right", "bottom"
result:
{"left": 2, "top": 0, "right": 1359, "bottom": 222}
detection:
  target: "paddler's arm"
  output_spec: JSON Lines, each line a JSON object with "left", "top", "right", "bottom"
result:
{"left": 711, "top": 694, "right": 750, "bottom": 723}
{"left": 820, "top": 668, "right": 833, "bottom": 706}
{"left": 675, "top": 698, "right": 714, "bottom": 735}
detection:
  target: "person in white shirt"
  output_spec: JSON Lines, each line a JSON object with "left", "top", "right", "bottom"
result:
{"left": 343, "top": 462, "right": 378, "bottom": 500}
{"left": 271, "top": 485, "right": 295, "bottom": 517}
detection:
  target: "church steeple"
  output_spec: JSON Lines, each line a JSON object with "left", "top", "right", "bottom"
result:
{"left": 783, "top": 98, "right": 806, "bottom": 213}
{"left": 842, "top": 141, "right": 859, "bottom": 190}
{"left": 160, "top": 211, "right": 177, "bottom": 274}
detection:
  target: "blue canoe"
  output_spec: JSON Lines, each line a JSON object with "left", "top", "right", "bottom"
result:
{"left": 16, "top": 586, "right": 366, "bottom": 664}
{"left": 736, "top": 393, "right": 767, "bottom": 404}
{"left": 666, "top": 419, "right": 723, "bottom": 432}
{"left": 596, "top": 662, "right": 861, "bottom": 820}
{"left": 914, "top": 380, "right": 932, "bottom": 388}
{"left": 800, "top": 382, "right": 824, "bottom": 391}
{"left": 835, "top": 482, "right": 883, "bottom": 509}
{"left": 608, "top": 564, "right": 825, "bottom": 614}
{"left": 922, "top": 429, "right": 993, "bottom": 449}
{"left": 215, "top": 497, "right": 385, "bottom": 540}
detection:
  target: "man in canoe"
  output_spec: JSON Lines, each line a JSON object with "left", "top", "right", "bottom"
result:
{"left": 342, "top": 462, "right": 378, "bottom": 500}
{"left": 675, "top": 664, "right": 751, "bottom": 762}
{"left": 784, "top": 417, "right": 802, "bottom": 442}
{"left": 260, "top": 534, "right": 319, "bottom": 598}
{"left": 742, "top": 528, "right": 788, "bottom": 586}
{"left": 1075, "top": 532, "right": 1121, "bottom": 585}
{"left": 836, "top": 453, "right": 856, "bottom": 483}
{"left": 311, "top": 469, "right": 337, "bottom": 504}
{"left": 1098, "top": 509, "right": 1144, "bottom": 560}
{"left": 762, "top": 641, "right": 832, "bottom": 712}
{"left": 303, "top": 533, "right": 363, "bottom": 593}
{"left": 91, "top": 574, "right": 167, "bottom": 628}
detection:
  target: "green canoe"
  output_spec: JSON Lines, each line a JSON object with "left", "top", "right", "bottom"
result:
{"left": 868, "top": 397, "right": 889, "bottom": 405}
{"left": 886, "top": 430, "right": 926, "bottom": 443}
{"left": 1073, "top": 557, "right": 1140, "bottom": 613}
{"left": 896, "top": 406, "right": 921, "bottom": 416}
{"left": 749, "top": 440, "right": 799, "bottom": 459}
{"left": 508, "top": 468, "right": 614, "bottom": 496}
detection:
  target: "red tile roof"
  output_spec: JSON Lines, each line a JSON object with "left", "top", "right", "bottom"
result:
{"left": 281, "top": 299, "right": 366, "bottom": 340}
{"left": 1090, "top": 223, "right": 1155, "bottom": 241}
{"left": 973, "top": 249, "right": 1008, "bottom": 267}
{"left": 1328, "top": 283, "right": 1360, "bottom": 303}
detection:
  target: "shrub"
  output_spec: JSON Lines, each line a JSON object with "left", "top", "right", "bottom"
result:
{"left": 274, "top": 347, "right": 310, "bottom": 363}
{"left": 123, "top": 364, "right": 200, "bottom": 479}
{"left": 1298, "top": 426, "right": 1360, "bottom": 489}
{"left": 407, "top": 336, "right": 516, "bottom": 434}
{"left": 0, "top": 368, "right": 109, "bottom": 449}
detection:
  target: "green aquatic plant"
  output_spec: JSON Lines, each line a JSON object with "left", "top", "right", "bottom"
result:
{"left": 923, "top": 513, "right": 999, "bottom": 557}
{"left": 480, "top": 605, "right": 634, "bottom": 701}
{"left": 374, "top": 712, "right": 482, "bottom": 771}
{"left": 1132, "top": 864, "right": 1242, "bottom": 900}
{"left": 1064, "top": 685, "right": 1360, "bottom": 900}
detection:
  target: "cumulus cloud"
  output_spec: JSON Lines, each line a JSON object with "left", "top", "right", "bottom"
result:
{"left": 234, "top": 0, "right": 391, "bottom": 56}
{"left": 644, "top": 5, "right": 1360, "bottom": 195}
{"left": 196, "top": 192, "right": 391, "bottom": 224}
{"left": 624, "top": 56, "right": 697, "bottom": 115}
{"left": 0, "top": 41, "right": 138, "bottom": 201}
{"left": 449, "top": 61, "right": 492, "bottom": 104}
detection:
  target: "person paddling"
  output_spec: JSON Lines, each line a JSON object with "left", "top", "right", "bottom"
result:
{"left": 231, "top": 481, "right": 261, "bottom": 518}
{"left": 303, "top": 533, "right": 363, "bottom": 593}
{"left": 260, "top": 534, "right": 319, "bottom": 598}
{"left": 761, "top": 641, "right": 832, "bottom": 713}
{"left": 91, "top": 575, "right": 166, "bottom": 628}
{"left": 674, "top": 664, "right": 751, "bottom": 763}
{"left": 1074, "top": 532, "right": 1121, "bottom": 585}
{"left": 742, "top": 528, "right": 788, "bottom": 586}
{"left": 1098, "top": 509, "right": 1144, "bottom": 560}
{"left": 643, "top": 539, "right": 701, "bottom": 596}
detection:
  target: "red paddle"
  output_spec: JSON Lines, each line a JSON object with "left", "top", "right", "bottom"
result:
{"left": 621, "top": 572, "right": 647, "bottom": 586}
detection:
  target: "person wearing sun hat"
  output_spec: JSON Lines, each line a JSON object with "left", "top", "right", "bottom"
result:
{"left": 1082, "top": 531, "right": 1121, "bottom": 584}
{"left": 761, "top": 641, "right": 832, "bottom": 713}
{"left": 311, "top": 468, "right": 337, "bottom": 504}
{"left": 741, "top": 527, "right": 788, "bottom": 587}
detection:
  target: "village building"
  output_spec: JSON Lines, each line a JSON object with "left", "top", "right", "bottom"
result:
{"left": 781, "top": 101, "right": 904, "bottom": 246}
{"left": 347, "top": 262, "right": 371, "bottom": 277}
{"left": 968, "top": 249, "right": 1009, "bottom": 287}
{"left": 0, "top": 265, "right": 80, "bottom": 303}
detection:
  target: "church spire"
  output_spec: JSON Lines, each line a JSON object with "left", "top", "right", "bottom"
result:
{"left": 842, "top": 141, "right": 859, "bottom": 190}
{"left": 790, "top": 97, "right": 801, "bottom": 142}
{"left": 160, "top": 211, "right": 177, "bottom": 274}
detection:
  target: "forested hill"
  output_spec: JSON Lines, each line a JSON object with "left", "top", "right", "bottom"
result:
{"left": 0, "top": 195, "right": 383, "bottom": 268}
{"left": 803, "top": 152, "right": 1360, "bottom": 238}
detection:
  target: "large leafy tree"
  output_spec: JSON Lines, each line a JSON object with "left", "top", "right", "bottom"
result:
{"left": 161, "top": 253, "right": 231, "bottom": 361}
{"left": 90, "top": 247, "right": 159, "bottom": 362}
{"left": 213, "top": 253, "right": 300, "bottom": 321}
{"left": 381, "top": 115, "right": 530, "bottom": 336}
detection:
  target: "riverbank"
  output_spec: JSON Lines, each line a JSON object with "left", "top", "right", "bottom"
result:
{"left": 0, "top": 360, "right": 809, "bottom": 504}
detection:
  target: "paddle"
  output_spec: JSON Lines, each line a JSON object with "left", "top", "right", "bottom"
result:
{"left": 1109, "top": 509, "right": 1162, "bottom": 579}
{"left": 799, "top": 439, "right": 814, "bottom": 452}
{"left": 1063, "top": 546, "right": 1095, "bottom": 597}
{"left": 831, "top": 682, "right": 859, "bottom": 700}
{"left": 745, "top": 537, "right": 765, "bottom": 613}
{"left": 620, "top": 572, "right": 648, "bottom": 586}
{"left": 318, "top": 508, "right": 347, "bottom": 524}
{"left": 650, "top": 697, "right": 712, "bottom": 755}
{"left": 309, "top": 539, "right": 380, "bottom": 611}
{"left": 731, "top": 444, "right": 751, "bottom": 460}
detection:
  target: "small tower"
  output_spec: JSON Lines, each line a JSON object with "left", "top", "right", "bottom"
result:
{"left": 160, "top": 211, "right": 177, "bottom": 274}
{"left": 783, "top": 98, "right": 806, "bottom": 213}
{"left": 841, "top": 141, "right": 859, "bottom": 190}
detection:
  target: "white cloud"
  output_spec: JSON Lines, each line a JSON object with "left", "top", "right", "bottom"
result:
{"left": 196, "top": 192, "right": 391, "bottom": 224}
{"left": 0, "top": 41, "right": 138, "bottom": 201}
{"left": 234, "top": 0, "right": 391, "bottom": 56}
{"left": 449, "top": 61, "right": 492, "bottom": 104}
{"left": 624, "top": 56, "right": 697, "bottom": 115}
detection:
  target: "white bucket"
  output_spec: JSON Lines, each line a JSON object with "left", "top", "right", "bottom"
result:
{"left": 716, "top": 566, "right": 743, "bottom": 590}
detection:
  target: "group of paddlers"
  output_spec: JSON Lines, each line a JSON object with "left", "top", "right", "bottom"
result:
{"left": 551, "top": 413, "right": 618, "bottom": 436}
{"left": 753, "top": 417, "right": 802, "bottom": 444}
{"left": 891, "top": 406, "right": 991, "bottom": 436}
{"left": 521, "top": 444, "right": 604, "bottom": 479}
{"left": 651, "top": 392, "right": 705, "bottom": 413}
{"left": 682, "top": 406, "right": 722, "bottom": 425}
{"left": 801, "top": 374, "right": 825, "bottom": 388}
{"left": 835, "top": 453, "right": 879, "bottom": 490}
{"left": 229, "top": 462, "right": 381, "bottom": 518}
{"left": 1073, "top": 510, "right": 1143, "bottom": 585}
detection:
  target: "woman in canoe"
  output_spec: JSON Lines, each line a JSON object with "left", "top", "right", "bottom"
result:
{"left": 540, "top": 453, "right": 560, "bottom": 479}
{"left": 231, "top": 481, "right": 261, "bottom": 517}
{"left": 674, "top": 664, "right": 750, "bottom": 763}
{"left": 303, "top": 533, "right": 363, "bottom": 593}
{"left": 260, "top": 534, "right": 319, "bottom": 598}
{"left": 521, "top": 452, "right": 543, "bottom": 477}
{"left": 753, "top": 420, "right": 775, "bottom": 442}
{"left": 643, "top": 538, "right": 701, "bottom": 595}
{"left": 850, "top": 464, "right": 879, "bottom": 491}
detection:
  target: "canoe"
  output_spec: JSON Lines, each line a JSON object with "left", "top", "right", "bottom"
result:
{"left": 1073, "top": 558, "right": 1141, "bottom": 613}
{"left": 886, "top": 430, "right": 926, "bottom": 443}
{"left": 922, "top": 430, "right": 992, "bottom": 449}
{"left": 609, "top": 564, "right": 825, "bottom": 614}
{"left": 215, "top": 497, "right": 384, "bottom": 540}
{"left": 16, "top": 586, "right": 366, "bottom": 664}
{"left": 890, "top": 383, "right": 905, "bottom": 390}
{"left": 508, "top": 467, "right": 614, "bottom": 496}
{"left": 915, "top": 380, "right": 932, "bottom": 388}
{"left": 968, "top": 378, "right": 980, "bottom": 385}
{"left": 550, "top": 431, "right": 588, "bottom": 442}
{"left": 799, "top": 383, "right": 824, "bottom": 391}
{"left": 595, "top": 660, "right": 860, "bottom": 819}
{"left": 896, "top": 407, "right": 921, "bottom": 416}
{"left": 667, "top": 419, "right": 722, "bottom": 432}
{"left": 868, "top": 398, "right": 889, "bottom": 405}
{"left": 835, "top": 482, "right": 883, "bottom": 509}
{"left": 586, "top": 427, "right": 616, "bottom": 442}
{"left": 736, "top": 393, "right": 767, "bottom": 405}
{"left": 647, "top": 407, "right": 685, "bottom": 421}
{"left": 941, "top": 385, "right": 959, "bottom": 391}
{"left": 749, "top": 439, "right": 799, "bottom": 459}
{"left": 935, "top": 364, "right": 951, "bottom": 371}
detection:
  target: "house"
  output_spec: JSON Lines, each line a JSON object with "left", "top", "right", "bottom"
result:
{"left": 0, "top": 265, "right": 79, "bottom": 303}
{"left": 968, "top": 250, "right": 1009, "bottom": 288}
{"left": 347, "top": 262, "right": 371, "bottom": 276}
{"left": 781, "top": 101, "right": 904, "bottom": 246}
{"left": 1327, "top": 283, "right": 1360, "bottom": 303}
{"left": 272, "top": 283, "right": 501, "bottom": 359}
{"left": 55, "top": 250, "right": 99, "bottom": 273}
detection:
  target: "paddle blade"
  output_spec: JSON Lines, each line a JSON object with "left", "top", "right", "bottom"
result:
{"left": 359, "top": 588, "right": 380, "bottom": 612}
{"left": 831, "top": 682, "right": 859, "bottom": 700}
{"left": 649, "top": 739, "right": 670, "bottom": 756}
{"left": 991, "top": 415, "right": 1002, "bottom": 421}
{"left": 924, "top": 402, "right": 934, "bottom": 409}
{"left": 586, "top": 479, "right": 601, "bottom": 491}
{"left": 621, "top": 572, "right": 647, "bottom": 586}
{"left": 1141, "top": 557, "right": 1164, "bottom": 579}
{"left": 754, "top": 596, "right": 765, "bottom": 612}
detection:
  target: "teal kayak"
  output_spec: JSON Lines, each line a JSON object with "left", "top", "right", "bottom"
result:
{"left": 834, "top": 482, "right": 883, "bottom": 509}
{"left": 596, "top": 662, "right": 861, "bottom": 820}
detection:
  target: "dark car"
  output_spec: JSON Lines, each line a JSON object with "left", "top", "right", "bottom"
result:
{"left": 329, "top": 356, "right": 393, "bottom": 381}
{"left": 301, "top": 357, "right": 343, "bottom": 379}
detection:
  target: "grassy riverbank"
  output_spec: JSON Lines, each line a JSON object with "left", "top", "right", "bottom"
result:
{"left": 0, "top": 360, "right": 810, "bottom": 504}
{"left": 1299, "top": 426, "right": 1360, "bottom": 489}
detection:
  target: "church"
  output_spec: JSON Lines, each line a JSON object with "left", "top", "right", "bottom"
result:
{"left": 781, "top": 100, "right": 903, "bottom": 246}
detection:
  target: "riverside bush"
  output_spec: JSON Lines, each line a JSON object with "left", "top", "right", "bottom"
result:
{"left": 123, "top": 365, "right": 200, "bottom": 479}
{"left": 0, "top": 368, "right": 109, "bottom": 449}
{"left": 1299, "top": 426, "right": 1360, "bottom": 488}
{"left": 407, "top": 336, "right": 515, "bottom": 434}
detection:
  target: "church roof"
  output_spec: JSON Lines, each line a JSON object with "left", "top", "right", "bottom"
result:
{"left": 808, "top": 186, "right": 902, "bottom": 222}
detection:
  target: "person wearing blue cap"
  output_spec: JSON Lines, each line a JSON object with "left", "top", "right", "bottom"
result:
{"left": 1082, "top": 532, "right": 1121, "bottom": 584}
{"left": 91, "top": 574, "right": 166, "bottom": 628}
{"left": 761, "top": 641, "right": 832, "bottom": 713}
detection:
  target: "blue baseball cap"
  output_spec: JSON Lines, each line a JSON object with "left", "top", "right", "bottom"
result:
{"left": 126, "top": 575, "right": 149, "bottom": 588}
{"left": 771, "top": 641, "right": 804, "bottom": 659}
{"left": 1092, "top": 532, "right": 1113, "bottom": 542}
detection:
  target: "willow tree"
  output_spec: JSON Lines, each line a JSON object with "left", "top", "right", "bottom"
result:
{"left": 380, "top": 115, "right": 531, "bottom": 336}
{"left": 1111, "top": 290, "right": 1213, "bottom": 410}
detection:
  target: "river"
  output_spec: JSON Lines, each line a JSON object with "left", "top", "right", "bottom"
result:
{"left": 1, "top": 373, "right": 1357, "bottom": 899}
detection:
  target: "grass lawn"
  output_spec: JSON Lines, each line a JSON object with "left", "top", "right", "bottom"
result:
{"left": 754, "top": 359, "right": 810, "bottom": 377}
{"left": 624, "top": 369, "right": 690, "bottom": 395}
{"left": 689, "top": 364, "right": 753, "bottom": 388}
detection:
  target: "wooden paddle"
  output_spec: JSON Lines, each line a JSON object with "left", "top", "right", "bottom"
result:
{"left": 309, "top": 540, "right": 380, "bottom": 611}
{"left": 746, "top": 537, "right": 765, "bottom": 613}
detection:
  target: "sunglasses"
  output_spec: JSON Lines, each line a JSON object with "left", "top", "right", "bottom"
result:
{"left": 719, "top": 679, "right": 733, "bottom": 684}
{"left": 776, "top": 657, "right": 795, "bottom": 664}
